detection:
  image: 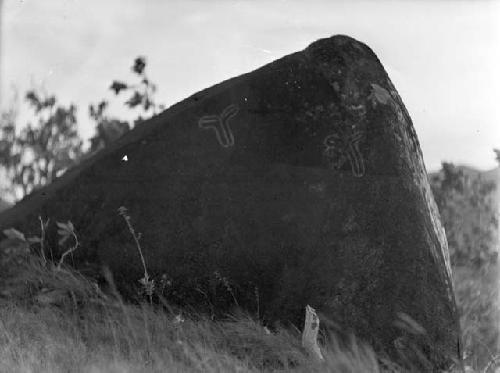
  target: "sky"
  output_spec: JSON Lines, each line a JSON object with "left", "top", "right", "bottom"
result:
{"left": 1, "top": 0, "right": 500, "bottom": 172}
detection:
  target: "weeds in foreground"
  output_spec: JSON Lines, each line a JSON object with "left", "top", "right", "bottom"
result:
{"left": 0, "top": 302, "right": 385, "bottom": 373}
{"left": 56, "top": 220, "right": 79, "bottom": 270}
{"left": 0, "top": 217, "right": 393, "bottom": 372}
{"left": 0, "top": 216, "right": 495, "bottom": 372}
{"left": 0, "top": 254, "right": 386, "bottom": 373}
{"left": 454, "top": 263, "right": 500, "bottom": 372}
{"left": 118, "top": 206, "right": 155, "bottom": 304}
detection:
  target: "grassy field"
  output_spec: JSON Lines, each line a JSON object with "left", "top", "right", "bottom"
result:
{"left": 0, "top": 302, "right": 386, "bottom": 373}
{"left": 0, "top": 225, "right": 497, "bottom": 372}
{"left": 0, "top": 256, "right": 390, "bottom": 373}
{"left": 4, "top": 256, "right": 495, "bottom": 372}
{"left": 453, "top": 263, "right": 499, "bottom": 372}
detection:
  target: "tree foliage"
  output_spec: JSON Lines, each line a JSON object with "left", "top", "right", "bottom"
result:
{"left": 88, "top": 56, "right": 164, "bottom": 154}
{"left": 493, "top": 148, "right": 500, "bottom": 164}
{"left": 0, "top": 56, "right": 165, "bottom": 202}
{"left": 110, "top": 56, "right": 164, "bottom": 123}
{"left": 429, "top": 162, "right": 498, "bottom": 266}
{"left": 0, "top": 89, "right": 83, "bottom": 200}
{"left": 88, "top": 100, "right": 130, "bottom": 154}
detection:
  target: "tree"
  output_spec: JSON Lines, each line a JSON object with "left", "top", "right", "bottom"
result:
{"left": 110, "top": 56, "right": 164, "bottom": 124}
{"left": 0, "top": 103, "right": 18, "bottom": 200}
{"left": 0, "top": 89, "right": 83, "bottom": 200}
{"left": 429, "top": 162, "right": 498, "bottom": 266}
{"left": 87, "top": 56, "right": 163, "bottom": 154}
{"left": 88, "top": 100, "right": 130, "bottom": 154}
{"left": 493, "top": 148, "right": 500, "bottom": 165}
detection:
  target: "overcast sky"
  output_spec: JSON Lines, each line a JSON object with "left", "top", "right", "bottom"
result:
{"left": 1, "top": 0, "right": 499, "bottom": 171}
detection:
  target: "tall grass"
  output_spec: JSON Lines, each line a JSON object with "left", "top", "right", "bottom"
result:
{"left": 0, "top": 209, "right": 489, "bottom": 372}
{"left": 453, "top": 263, "right": 500, "bottom": 372}
{"left": 0, "top": 260, "right": 388, "bottom": 372}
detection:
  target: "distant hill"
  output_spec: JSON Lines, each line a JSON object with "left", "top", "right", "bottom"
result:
{"left": 478, "top": 167, "right": 500, "bottom": 207}
{"left": 480, "top": 166, "right": 500, "bottom": 185}
{"left": 429, "top": 165, "right": 499, "bottom": 191}
{"left": 430, "top": 164, "right": 498, "bottom": 179}
{"left": 456, "top": 165, "right": 498, "bottom": 198}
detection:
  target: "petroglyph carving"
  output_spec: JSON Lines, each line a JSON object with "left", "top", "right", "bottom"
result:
{"left": 323, "top": 126, "right": 365, "bottom": 177}
{"left": 198, "top": 104, "right": 239, "bottom": 148}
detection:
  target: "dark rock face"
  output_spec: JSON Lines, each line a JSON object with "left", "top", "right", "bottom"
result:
{"left": 0, "top": 35, "right": 460, "bottom": 370}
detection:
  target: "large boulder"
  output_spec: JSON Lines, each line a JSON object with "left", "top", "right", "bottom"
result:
{"left": 0, "top": 35, "right": 460, "bottom": 370}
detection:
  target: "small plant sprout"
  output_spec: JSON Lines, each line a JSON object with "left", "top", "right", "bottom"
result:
{"left": 1, "top": 228, "right": 31, "bottom": 264}
{"left": 254, "top": 285, "right": 260, "bottom": 318}
{"left": 2, "top": 227, "right": 28, "bottom": 244}
{"left": 214, "top": 270, "right": 239, "bottom": 306}
{"left": 56, "top": 220, "right": 79, "bottom": 270}
{"left": 36, "top": 215, "right": 50, "bottom": 264}
{"left": 118, "top": 206, "right": 154, "bottom": 303}
{"left": 0, "top": 224, "right": 49, "bottom": 267}
{"left": 173, "top": 313, "right": 184, "bottom": 325}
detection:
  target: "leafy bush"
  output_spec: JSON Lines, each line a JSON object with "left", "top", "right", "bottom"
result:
{"left": 429, "top": 162, "right": 498, "bottom": 266}
{"left": 0, "top": 89, "right": 83, "bottom": 200}
{"left": 430, "top": 160, "right": 500, "bottom": 371}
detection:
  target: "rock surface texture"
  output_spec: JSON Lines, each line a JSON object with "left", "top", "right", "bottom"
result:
{"left": 0, "top": 35, "right": 460, "bottom": 370}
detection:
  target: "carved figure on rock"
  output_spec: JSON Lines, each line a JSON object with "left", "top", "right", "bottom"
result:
{"left": 198, "top": 104, "right": 239, "bottom": 148}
